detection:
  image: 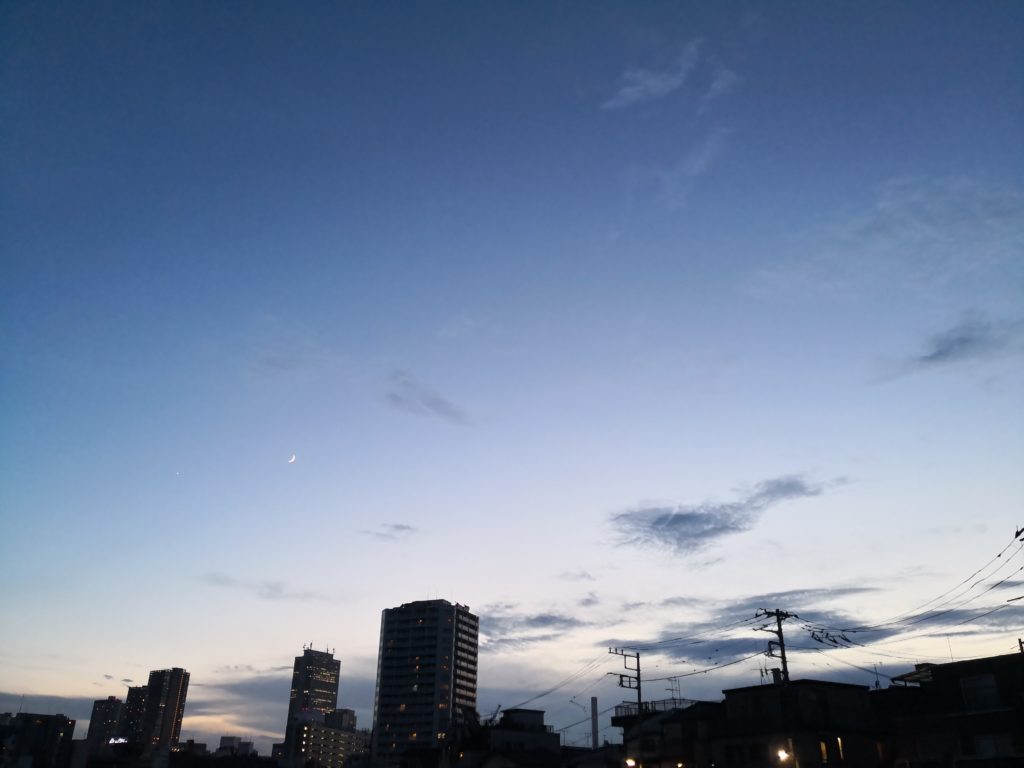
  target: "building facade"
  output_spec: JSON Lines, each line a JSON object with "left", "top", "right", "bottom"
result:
{"left": 287, "top": 647, "right": 341, "bottom": 727}
{"left": 86, "top": 696, "right": 124, "bottom": 755}
{"left": 0, "top": 712, "right": 76, "bottom": 768}
{"left": 371, "top": 599, "right": 479, "bottom": 764}
{"left": 281, "top": 647, "right": 342, "bottom": 767}
{"left": 140, "top": 667, "right": 190, "bottom": 751}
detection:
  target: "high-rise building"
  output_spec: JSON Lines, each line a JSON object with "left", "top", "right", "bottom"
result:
{"left": 139, "top": 667, "right": 189, "bottom": 751}
{"left": 120, "top": 685, "right": 147, "bottom": 744}
{"left": 286, "top": 647, "right": 341, "bottom": 726}
{"left": 86, "top": 696, "right": 123, "bottom": 755}
{"left": 371, "top": 599, "right": 479, "bottom": 763}
{"left": 281, "top": 647, "right": 341, "bottom": 767}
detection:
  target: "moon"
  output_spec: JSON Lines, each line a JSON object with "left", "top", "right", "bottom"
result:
{"left": 288, "top": 454, "right": 296, "bottom": 464}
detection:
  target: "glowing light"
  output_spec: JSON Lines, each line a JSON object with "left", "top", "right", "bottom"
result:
{"left": 777, "top": 749, "right": 790, "bottom": 762}
{"left": 625, "top": 760, "right": 637, "bottom": 767}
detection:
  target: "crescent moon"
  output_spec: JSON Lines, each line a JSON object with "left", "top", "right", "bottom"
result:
{"left": 288, "top": 454, "right": 296, "bottom": 464}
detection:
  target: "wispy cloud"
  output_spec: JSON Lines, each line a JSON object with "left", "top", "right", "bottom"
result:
{"left": 655, "top": 127, "right": 731, "bottom": 208}
{"left": 385, "top": 370, "right": 471, "bottom": 426}
{"left": 912, "top": 315, "right": 1022, "bottom": 370}
{"left": 578, "top": 592, "right": 600, "bottom": 608}
{"left": 201, "top": 572, "right": 328, "bottom": 602}
{"left": 558, "top": 569, "right": 596, "bottom": 582}
{"left": 612, "top": 475, "right": 822, "bottom": 554}
{"left": 603, "top": 39, "right": 703, "bottom": 110}
{"left": 480, "top": 605, "right": 591, "bottom": 651}
{"left": 360, "top": 523, "right": 417, "bottom": 542}
{"left": 749, "top": 177, "right": 1024, "bottom": 300}
{"left": 606, "top": 586, "right": 884, "bottom": 663}
{"left": 698, "top": 66, "right": 741, "bottom": 114}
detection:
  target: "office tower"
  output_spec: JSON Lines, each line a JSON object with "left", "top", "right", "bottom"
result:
{"left": 281, "top": 647, "right": 341, "bottom": 767}
{"left": 371, "top": 599, "right": 479, "bottom": 763}
{"left": 139, "top": 667, "right": 189, "bottom": 750}
{"left": 86, "top": 696, "right": 123, "bottom": 754}
{"left": 286, "top": 647, "right": 341, "bottom": 726}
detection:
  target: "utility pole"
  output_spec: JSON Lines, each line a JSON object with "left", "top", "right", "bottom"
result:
{"left": 757, "top": 609, "right": 796, "bottom": 683}
{"left": 609, "top": 647, "right": 642, "bottom": 714}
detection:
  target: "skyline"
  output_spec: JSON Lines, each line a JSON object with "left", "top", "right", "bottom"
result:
{"left": 2, "top": 0, "right": 1022, "bottom": 757}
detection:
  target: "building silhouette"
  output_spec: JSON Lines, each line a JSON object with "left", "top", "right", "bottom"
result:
{"left": 120, "top": 685, "right": 148, "bottom": 745}
{"left": 287, "top": 647, "right": 341, "bottom": 727}
{"left": 280, "top": 647, "right": 342, "bottom": 767}
{"left": 139, "top": 667, "right": 190, "bottom": 751}
{"left": 371, "top": 599, "right": 479, "bottom": 764}
{"left": 86, "top": 696, "right": 124, "bottom": 756}
{"left": 0, "top": 712, "right": 76, "bottom": 768}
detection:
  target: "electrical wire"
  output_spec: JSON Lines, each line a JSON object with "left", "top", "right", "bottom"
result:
{"left": 506, "top": 653, "right": 612, "bottom": 710}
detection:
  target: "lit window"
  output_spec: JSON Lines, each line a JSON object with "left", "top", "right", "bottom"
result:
{"left": 836, "top": 737, "right": 844, "bottom": 761}
{"left": 819, "top": 741, "right": 828, "bottom": 763}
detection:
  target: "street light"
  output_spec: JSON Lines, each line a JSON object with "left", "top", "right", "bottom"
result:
{"left": 625, "top": 759, "right": 637, "bottom": 767}
{"left": 777, "top": 749, "right": 791, "bottom": 762}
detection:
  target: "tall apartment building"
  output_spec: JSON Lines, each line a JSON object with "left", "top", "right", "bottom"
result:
{"left": 139, "top": 667, "right": 190, "bottom": 750}
{"left": 120, "top": 685, "right": 147, "bottom": 744}
{"left": 371, "top": 599, "right": 479, "bottom": 763}
{"left": 86, "top": 696, "right": 123, "bottom": 755}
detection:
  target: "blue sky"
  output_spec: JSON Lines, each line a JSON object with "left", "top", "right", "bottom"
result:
{"left": 2, "top": 0, "right": 1022, "bottom": 752}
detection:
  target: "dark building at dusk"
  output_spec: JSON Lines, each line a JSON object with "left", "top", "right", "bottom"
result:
{"left": 0, "top": 712, "right": 76, "bottom": 768}
{"left": 878, "top": 651, "right": 1024, "bottom": 765}
{"left": 286, "top": 648, "right": 341, "bottom": 727}
{"left": 120, "top": 686, "right": 148, "bottom": 745}
{"left": 86, "top": 696, "right": 124, "bottom": 756}
{"left": 371, "top": 599, "right": 479, "bottom": 765}
{"left": 139, "top": 668, "right": 190, "bottom": 751}
{"left": 280, "top": 647, "right": 342, "bottom": 768}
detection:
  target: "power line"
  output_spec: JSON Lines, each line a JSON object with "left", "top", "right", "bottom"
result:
{"left": 643, "top": 651, "right": 766, "bottom": 683}
{"left": 506, "top": 653, "right": 611, "bottom": 710}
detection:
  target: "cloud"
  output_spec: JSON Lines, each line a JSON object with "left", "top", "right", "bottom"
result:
{"left": 652, "top": 127, "right": 732, "bottom": 209}
{"left": 360, "top": 523, "right": 417, "bottom": 541}
{"left": 201, "top": 572, "right": 328, "bottom": 602}
{"left": 480, "top": 605, "right": 590, "bottom": 651}
{"left": 698, "top": 67, "right": 741, "bottom": 114}
{"left": 749, "top": 177, "right": 1024, "bottom": 300}
{"left": 612, "top": 475, "right": 822, "bottom": 554}
{"left": 912, "top": 315, "right": 1022, "bottom": 370}
{"left": 605, "top": 586, "right": 886, "bottom": 664}
{"left": 558, "top": 569, "right": 596, "bottom": 582}
{"left": 242, "top": 315, "right": 346, "bottom": 384}
{"left": 121, "top": 678, "right": 133, "bottom": 684}
{"left": 578, "top": 592, "right": 600, "bottom": 608}
{"left": 385, "top": 370, "right": 471, "bottom": 426}
{"left": 602, "top": 39, "right": 703, "bottom": 110}
{"left": 103, "top": 674, "right": 113, "bottom": 680}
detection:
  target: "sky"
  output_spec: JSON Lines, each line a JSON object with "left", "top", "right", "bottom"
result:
{"left": 2, "top": 0, "right": 1023, "bottom": 754}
